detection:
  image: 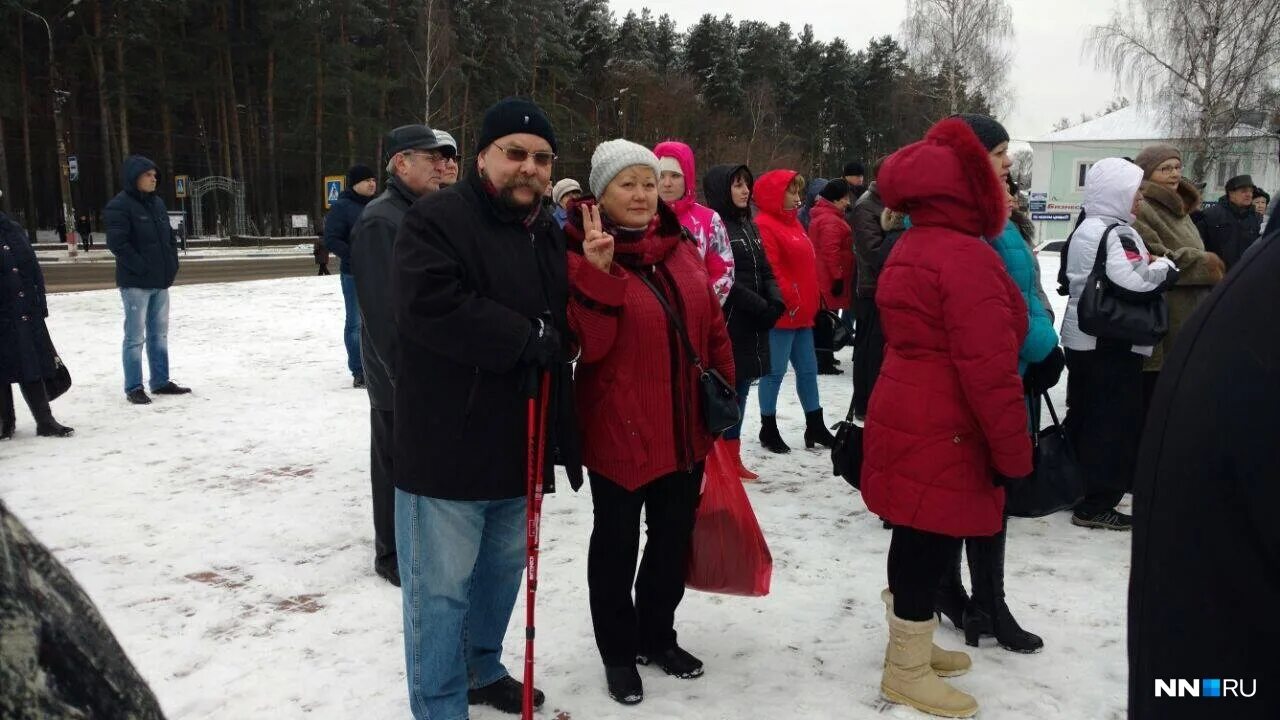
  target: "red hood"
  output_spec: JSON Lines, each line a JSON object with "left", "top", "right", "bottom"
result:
{"left": 755, "top": 169, "right": 800, "bottom": 223}
{"left": 654, "top": 140, "right": 697, "bottom": 216}
{"left": 878, "top": 117, "right": 1007, "bottom": 240}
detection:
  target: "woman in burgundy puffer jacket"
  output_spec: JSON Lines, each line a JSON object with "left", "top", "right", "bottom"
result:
{"left": 861, "top": 118, "right": 1034, "bottom": 718}
{"left": 565, "top": 139, "right": 735, "bottom": 708}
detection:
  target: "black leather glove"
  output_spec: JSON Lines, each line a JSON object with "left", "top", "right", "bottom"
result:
{"left": 519, "top": 318, "right": 561, "bottom": 368}
{"left": 831, "top": 279, "right": 845, "bottom": 297}
{"left": 766, "top": 299, "right": 787, "bottom": 323}
{"left": 1024, "top": 346, "right": 1066, "bottom": 395}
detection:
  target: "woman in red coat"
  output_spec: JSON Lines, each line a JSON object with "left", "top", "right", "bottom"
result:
{"left": 807, "top": 178, "right": 856, "bottom": 374}
{"left": 862, "top": 118, "right": 1033, "bottom": 718}
{"left": 754, "top": 170, "right": 835, "bottom": 454}
{"left": 565, "top": 139, "right": 735, "bottom": 707}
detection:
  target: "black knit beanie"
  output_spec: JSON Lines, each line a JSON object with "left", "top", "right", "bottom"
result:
{"left": 346, "top": 164, "right": 376, "bottom": 187}
{"left": 475, "top": 98, "right": 558, "bottom": 155}
{"left": 953, "top": 113, "right": 1010, "bottom": 151}
{"left": 819, "top": 178, "right": 851, "bottom": 202}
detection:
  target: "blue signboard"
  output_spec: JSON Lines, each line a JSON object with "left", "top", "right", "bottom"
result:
{"left": 324, "top": 176, "right": 345, "bottom": 209}
{"left": 1032, "top": 212, "right": 1071, "bottom": 222}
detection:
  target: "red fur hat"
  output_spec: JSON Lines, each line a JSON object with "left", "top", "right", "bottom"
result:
{"left": 878, "top": 117, "right": 1008, "bottom": 240}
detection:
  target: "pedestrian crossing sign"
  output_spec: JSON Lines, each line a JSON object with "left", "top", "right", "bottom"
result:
{"left": 324, "top": 176, "right": 345, "bottom": 209}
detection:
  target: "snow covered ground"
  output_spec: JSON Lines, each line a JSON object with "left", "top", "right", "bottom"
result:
{"left": 0, "top": 259, "right": 1130, "bottom": 720}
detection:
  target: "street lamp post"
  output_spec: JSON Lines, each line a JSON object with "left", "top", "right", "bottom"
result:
{"left": 22, "top": 1, "right": 80, "bottom": 257}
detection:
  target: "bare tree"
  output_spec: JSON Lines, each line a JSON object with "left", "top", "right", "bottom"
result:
{"left": 1088, "top": 0, "right": 1280, "bottom": 180}
{"left": 406, "top": 0, "right": 451, "bottom": 125}
{"left": 1011, "top": 148, "right": 1033, "bottom": 188}
{"left": 901, "top": 0, "right": 1015, "bottom": 115}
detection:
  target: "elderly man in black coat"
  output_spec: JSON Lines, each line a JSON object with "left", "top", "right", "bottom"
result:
{"left": 1129, "top": 212, "right": 1280, "bottom": 719}
{"left": 0, "top": 210, "right": 72, "bottom": 438}
{"left": 1198, "top": 174, "right": 1262, "bottom": 271}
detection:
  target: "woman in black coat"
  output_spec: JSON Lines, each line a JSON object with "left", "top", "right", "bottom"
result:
{"left": 0, "top": 212, "right": 73, "bottom": 439}
{"left": 703, "top": 164, "right": 785, "bottom": 479}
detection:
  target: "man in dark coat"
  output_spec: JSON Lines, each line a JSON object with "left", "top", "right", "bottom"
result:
{"left": 390, "top": 98, "right": 579, "bottom": 719}
{"left": 75, "top": 214, "right": 93, "bottom": 252}
{"left": 349, "top": 124, "right": 453, "bottom": 587}
{"left": 848, "top": 159, "right": 888, "bottom": 419}
{"left": 105, "top": 155, "right": 191, "bottom": 405}
{"left": 1129, "top": 215, "right": 1280, "bottom": 720}
{"left": 1198, "top": 174, "right": 1262, "bottom": 271}
{"left": 0, "top": 210, "right": 73, "bottom": 438}
{"left": 323, "top": 163, "right": 378, "bottom": 387}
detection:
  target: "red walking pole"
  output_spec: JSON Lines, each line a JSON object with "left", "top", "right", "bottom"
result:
{"left": 523, "top": 367, "right": 552, "bottom": 720}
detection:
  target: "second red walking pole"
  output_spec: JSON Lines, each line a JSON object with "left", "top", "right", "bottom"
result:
{"left": 523, "top": 367, "right": 552, "bottom": 720}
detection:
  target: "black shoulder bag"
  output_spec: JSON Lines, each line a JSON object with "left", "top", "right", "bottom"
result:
{"left": 1077, "top": 224, "right": 1171, "bottom": 346}
{"left": 829, "top": 400, "right": 863, "bottom": 490}
{"left": 634, "top": 271, "right": 740, "bottom": 436}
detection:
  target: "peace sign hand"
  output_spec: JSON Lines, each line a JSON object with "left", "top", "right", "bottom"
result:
{"left": 581, "top": 204, "right": 615, "bottom": 273}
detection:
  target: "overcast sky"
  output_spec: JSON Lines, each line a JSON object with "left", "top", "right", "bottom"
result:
{"left": 611, "top": 0, "right": 1125, "bottom": 142}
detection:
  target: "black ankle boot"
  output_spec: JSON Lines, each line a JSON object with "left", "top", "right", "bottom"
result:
{"left": 759, "top": 415, "right": 791, "bottom": 454}
{"left": 36, "top": 420, "right": 75, "bottom": 438}
{"left": 935, "top": 543, "right": 969, "bottom": 630}
{"left": 802, "top": 408, "right": 835, "bottom": 449}
{"left": 605, "top": 665, "right": 643, "bottom": 705}
{"left": 962, "top": 525, "right": 1043, "bottom": 653}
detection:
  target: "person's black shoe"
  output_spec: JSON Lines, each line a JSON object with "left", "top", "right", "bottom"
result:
{"left": 935, "top": 546, "right": 969, "bottom": 631}
{"left": 637, "top": 645, "right": 704, "bottom": 679}
{"left": 1071, "top": 508, "right": 1132, "bottom": 531}
{"left": 802, "top": 408, "right": 836, "bottom": 449}
{"left": 817, "top": 362, "right": 844, "bottom": 375}
{"left": 352, "top": 375, "right": 366, "bottom": 389}
{"left": 605, "top": 665, "right": 644, "bottom": 705}
{"left": 36, "top": 421, "right": 75, "bottom": 438}
{"left": 759, "top": 414, "right": 791, "bottom": 454}
{"left": 467, "top": 675, "right": 543, "bottom": 714}
{"left": 963, "top": 524, "right": 1044, "bottom": 653}
{"left": 126, "top": 388, "right": 152, "bottom": 405}
{"left": 963, "top": 601, "right": 1044, "bottom": 653}
{"left": 374, "top": 558, "right": 400, "bottom": 587}
{"left": 152, "top": 382, "right": 191, "bottom": 395}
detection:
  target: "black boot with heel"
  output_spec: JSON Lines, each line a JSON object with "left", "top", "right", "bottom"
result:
{"left": 962, "top": 524, "right": 1043, "bottom": 653}
{"left": 759, "top": 414, "right": 791, "bottom": 454}
{"left": 802, "top": 408, "right": 836, "bottom": 449}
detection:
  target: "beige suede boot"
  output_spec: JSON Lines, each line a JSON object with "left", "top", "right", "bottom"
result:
{"left": 881, "top": 589, "right": 972, "bottom": 677}
{"left": 882, "top": 612, "right": 979, "bottom": 718}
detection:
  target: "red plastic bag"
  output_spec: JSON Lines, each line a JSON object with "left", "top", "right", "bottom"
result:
{"left": 685, "top": 448, "right": 773, "bottom": 596}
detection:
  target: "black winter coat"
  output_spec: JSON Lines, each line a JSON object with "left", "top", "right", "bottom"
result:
{"left": 323, "top": 189, "right": 371, "bottom": 275}
{"left": 703, "top": 164, "right": 783, "bottom": 381}
{"left": 850, "top": 182, "right": 887, "bottom": 299}
{"left": 391, "top": 170, "right": 582, "bottom": 500}
{"left": 1129, "top": 223, "right": 1280, "bottom": 720}
{"left": 0, "top": 214, "right": 56, "bottom": 384}
{"left": 1199, "top": 198, "right": 1261, "bottom": 271}
{"left": 351, "top": 177, "right": 420, "bottom": 411}
{"left": 105, "top": 156, "right": 178, "bottom": 289}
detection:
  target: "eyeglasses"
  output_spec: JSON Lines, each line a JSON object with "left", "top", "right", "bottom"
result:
{"left": 493, "top": 143, "right": 556, "bottom": 167}
{"left": 403, "top": 149, "right": 450, "bottom": 165}
{"left": 1155, "top": 162, "right": 1183, "bottom": 173}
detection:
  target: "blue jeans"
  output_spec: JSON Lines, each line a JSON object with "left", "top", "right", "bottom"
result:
{"left": 120, "top": 287, "right": 170, "bottom": 393}
{"left": 723, "top": 377, "right": 755, "bottom": 440}
{"left": 396, "top": 491, "right": 527, "bottom": 720}
{"left": 340, "top": 273, "right": 363, "bottom": 378}
{"left": 758, "top": 328, "right": 821, "bottom": 416}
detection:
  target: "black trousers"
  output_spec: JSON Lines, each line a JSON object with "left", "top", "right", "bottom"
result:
{"left": 887, "top": 525, "right": 963, "bottom": 621}
{"left": 1064, "top": 344, "right": 1144, "bottom": 515}
{"left": 1, "top": 381, "right": 54, "bottom": 426}
{"left": 369, "top": 408, "right": 396, "bottom": 566}
{"left": 587, "top": 465, "right": 703, "bottom": 667}
{"left": 852, "top": 298, "right": 885, "bottom": 417}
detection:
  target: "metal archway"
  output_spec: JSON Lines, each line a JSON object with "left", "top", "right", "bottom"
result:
{"left": 189, "top": 176, "right": 247, "bottom": 237}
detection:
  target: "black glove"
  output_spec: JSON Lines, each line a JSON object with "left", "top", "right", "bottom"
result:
{"left": 1024, "top": 346, "right": 1066, "bottom": 395}
{"left": 519, "top": 318, "right": 561, "bottom": 368}
{"left": 831, "top": 279, "right": 845, "bottom": 297}
{"left": 766, "top": 298, "right": 787, "bottom": 323}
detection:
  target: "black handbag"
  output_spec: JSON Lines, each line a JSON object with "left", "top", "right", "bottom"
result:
{"left": 1004, "top": 393, "right": 1085, "bottom": 518}
{"left": 42, "top": 338, "right": 72, "bottom": 401}
{"left": 813, "top": 301, "right": 852, "bottom": 353}
{"left": 829, "top": 401, "right": 863, "bottom": 490}
{"left": 1077, "top": 224, "right": 1170, "bottom": 346}
{"left": 634, "top": 272, "right": 740, "bottom": 436}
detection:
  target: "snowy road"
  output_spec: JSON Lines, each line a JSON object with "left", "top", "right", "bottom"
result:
{"left": 0, "top": 262, "right": 1129, "bottom": 719}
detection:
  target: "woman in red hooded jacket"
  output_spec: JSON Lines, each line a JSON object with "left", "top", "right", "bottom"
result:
{"left": 861, "top": 118, "right": 1033, "bottom": 718}
{"left": 565, "top": 139, "right": 735, "bottom": 707}
{"left": 754, "top": 170, "right": 835, "bottom": 453}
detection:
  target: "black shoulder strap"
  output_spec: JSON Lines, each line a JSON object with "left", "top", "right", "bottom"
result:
{"left": 633, "top": 270, "right": 705, "bottom": 372}
{"left": 1092, "top": 223, "right": 1121, "bottom": 276}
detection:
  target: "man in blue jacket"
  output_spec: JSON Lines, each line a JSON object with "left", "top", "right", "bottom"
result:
{"left": 105, "top": 155, "right": 191, "bottom": 405}
{"left": 324, "top": 164, "right": 378, "bottom": 388}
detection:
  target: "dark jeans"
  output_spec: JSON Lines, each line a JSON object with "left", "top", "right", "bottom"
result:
{"left": 887, "top": 525, "right": 963, "bottom": 621}
{"left": 588, "top": 465, "right": 703, "bottom": 666}
{"left": 852, "top": 298, "right": 884, "bottom": 418}
{"left": 1, "top": 381, "right": 54, "bottom": 426}
{"left": 370, "top": 408, "right": 396, "bottom": 567}
{"left": 722, "top": 377, "right": 754, "bottom": 441}
{"left": 1065, "top": 344, "right": 1144, "bottom": 515}
{"left": 339, "top": 272, "right": 363, "bottom": 378}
